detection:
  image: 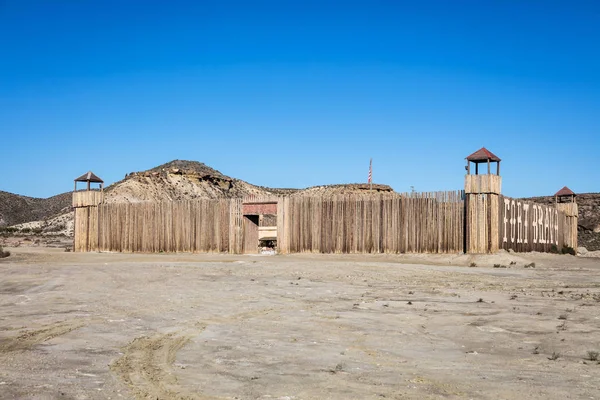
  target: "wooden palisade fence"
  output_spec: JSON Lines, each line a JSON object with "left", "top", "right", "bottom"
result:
{"left": 277, "top": 192, "right": 464, "bottom": 254}
{"left": 96, "top": 199, "right": 241, "bottom": 253}
{"left": 73, "top": 164, "right": 577, "bottom": 254}
{"left": 74, "top": 191, "right": 576, "bottom": 254}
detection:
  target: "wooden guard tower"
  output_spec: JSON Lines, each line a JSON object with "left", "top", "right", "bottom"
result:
{"left": 73, "top": 171, "right": 104, "bottom": 252}
{"left": 555, "top": 186, "right": 578, "bottom": 248}
{"left": 464, "top": 147, "right": 502, "bottom": 253}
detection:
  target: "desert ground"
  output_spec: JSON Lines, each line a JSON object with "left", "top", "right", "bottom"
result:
{"left": 0, "top": 247, "right": 599, "bottom": 400}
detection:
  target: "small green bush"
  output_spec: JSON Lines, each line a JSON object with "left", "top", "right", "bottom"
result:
{"left": 587, "top": 351, "right": 599, "bottom": 361}
{"left": 550, "top": 244, "right": 559, "bottom": 254}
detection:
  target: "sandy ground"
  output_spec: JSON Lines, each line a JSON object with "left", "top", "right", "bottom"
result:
{"left": 0, "top": 247, "right": 599, "bottom": 400}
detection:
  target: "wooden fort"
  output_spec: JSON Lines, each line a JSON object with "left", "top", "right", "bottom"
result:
{"left": 72, "top": 149, "right": 578, "bottom": 254}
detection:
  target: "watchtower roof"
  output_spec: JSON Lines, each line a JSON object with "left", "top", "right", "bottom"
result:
{"left": 555, "top": 186, "right": 575, "bottom": 197}
{"left": 466, "top": 147, "right": 501, "bottom": 163}
{"left": 74, "top": 171, "right": 104, "bottom": 183}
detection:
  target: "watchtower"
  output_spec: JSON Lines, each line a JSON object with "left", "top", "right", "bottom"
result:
{"left": 73, "top": 171, "right": 104, "bottom": 252}
{"left": 464, "top": 147, "right": 502, "bottom": 253}
{"left": 555, "top": 186, "right": 578, "bottom": 248}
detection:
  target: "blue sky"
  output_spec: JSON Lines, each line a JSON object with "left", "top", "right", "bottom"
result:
{"left": 1, "top": 0, "right": 599, "bottom": 198}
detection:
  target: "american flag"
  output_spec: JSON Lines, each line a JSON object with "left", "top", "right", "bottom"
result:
{"left": 368, "top": 159, "right": 372, "bottom": 183}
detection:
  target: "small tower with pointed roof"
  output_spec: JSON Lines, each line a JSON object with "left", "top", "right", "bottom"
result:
{"left": 72, "top": 171, "right": 104, "bottom": 252}
{"left": 554, "top": 186, "right": 578, "bottom": 249}
{"left": 465, "top": 147, "right": 502, "bottom": 194}
{"left": 555, "top": 186, "right": 576, "bottom": 204}
{"left": 464, "top": 147, "right": 502, "bottom": 253}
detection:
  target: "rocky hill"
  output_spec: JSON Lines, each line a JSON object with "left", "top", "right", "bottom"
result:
{"left": 0, "top": 190, "right": 71, "bottom": 227}
{"left": 103, "top": 160, "right": 275, "bottom": 202}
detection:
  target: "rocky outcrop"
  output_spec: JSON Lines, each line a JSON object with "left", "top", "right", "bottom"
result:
{"left": 103, "top": 160, "right": 273, "bottom": 203}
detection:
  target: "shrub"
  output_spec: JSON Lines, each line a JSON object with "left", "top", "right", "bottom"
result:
{"left": 469, "top": 262, "right": 477, "bottom": 267}
{"left": 548, "top": 352, "right": 561, "bottom": 361}
{"left": 587, "top": 351, "right": 599, "bottom": 361}
{"left": 550, "top": 244, "right": 559, "bottom": 254}
{"left": 524, "top": 262, "right": 536, "bottom": 268}
{"left": 561, "top": 245, "right": 576, "bottom": 255}
{"left": 0, "top": 246, "right": 10, "bottom": 258}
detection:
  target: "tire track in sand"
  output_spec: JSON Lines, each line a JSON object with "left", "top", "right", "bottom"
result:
{"left": 111, "top": 323, "right": 217, "bottom": 400}
{"left": 110, "top": 309, "right": 279, "bottom": 399}
{"left": 0, "top": 320, "right": 86, "bottom": 352}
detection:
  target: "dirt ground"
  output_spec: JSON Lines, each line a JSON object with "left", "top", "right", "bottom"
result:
{"left": 0, "top": 247, "right": 599, "bottom": 400}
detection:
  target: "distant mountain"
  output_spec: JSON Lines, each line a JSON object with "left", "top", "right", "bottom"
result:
{"left": 0, "top": 190, "right": 71, "bottom": 227}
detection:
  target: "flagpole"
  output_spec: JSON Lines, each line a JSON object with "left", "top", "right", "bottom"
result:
{"left": 369, "top": 158, "right": 372, "bottom": 193}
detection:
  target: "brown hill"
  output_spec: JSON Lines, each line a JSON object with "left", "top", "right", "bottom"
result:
{"left": 0, "top": 190, "right": 71, "bottom": 227}
{"left": 103, "top": 160, "right": 274, "bottom": 203}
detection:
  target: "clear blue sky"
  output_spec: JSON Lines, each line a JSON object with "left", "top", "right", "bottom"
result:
{"left": 1, "top": 0, "right": 599, "bottom": 198}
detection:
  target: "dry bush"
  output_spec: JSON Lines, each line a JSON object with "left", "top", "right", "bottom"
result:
{"left": 587, "top": 351, "right": 599, "bottom": 361}
{"left": 0, "top": 246, "right": 10, "bottom": 258}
